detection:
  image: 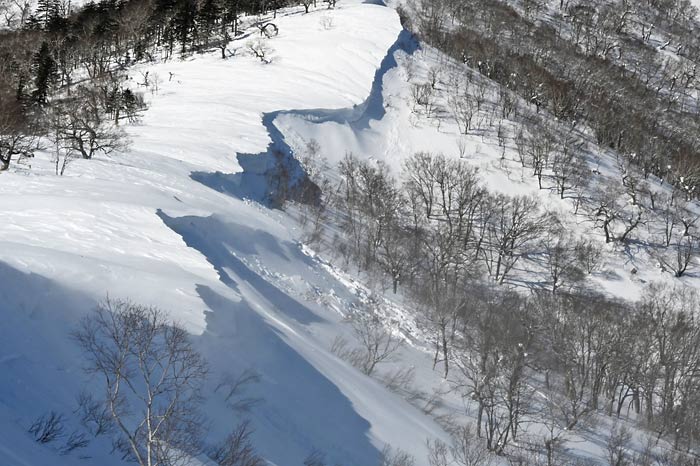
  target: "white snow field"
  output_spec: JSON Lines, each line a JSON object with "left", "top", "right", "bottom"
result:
{"left": 0, "top": 2, "right": 451, "bottom": 465}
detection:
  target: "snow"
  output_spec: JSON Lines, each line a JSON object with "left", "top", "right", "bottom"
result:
{"left": 1, "top": 0, "right": 698, "bottom": 464}
{"left": 0, "top": 2, "right": 451, "bottom": 465}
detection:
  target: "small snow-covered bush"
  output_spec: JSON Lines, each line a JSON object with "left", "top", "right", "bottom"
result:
{"left": 247, "top": 39, "right": 274, "bottom": 64}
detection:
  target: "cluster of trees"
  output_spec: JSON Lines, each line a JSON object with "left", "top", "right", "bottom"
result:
{"left": 41, "top": 298, "right": 416, "bottom": 466}
{"left": 35, "top": 281, "right": 700, "bottom": 466}
{"left": 335, "top": 151, "right": 593, "bottom": 378}
{"left": 22, "top": 299, "right": 265, "bottom": 466}
{"left": 508, "top": 117, "right": 700, "bottom": 278}
{"left": 274, "top": 0, "right": 700, "bottom": 463}
{"left": 337, "top": 152, "right": 595, "bottom": 297}
{"left": 403, "top": 0, "right": 700, "bottom": 201}
{"left": 394, "top": 0, "right": 700, "bottom": 279}
{"left": 328, "top": 151, "right": 700, "bottom": 462}
{"left": 0, "top": 0, "right": 331, "bottom": 173}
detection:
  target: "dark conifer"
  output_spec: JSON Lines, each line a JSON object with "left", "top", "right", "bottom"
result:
{"left": 31, "top": 41, "right": 58, "bottom": 104}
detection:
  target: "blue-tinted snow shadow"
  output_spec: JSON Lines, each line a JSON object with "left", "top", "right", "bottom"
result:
{"left": 191, "top": 29, "right": 419, "bottom": 206}
{"left": 0, "top": 260, "right": 378, "bottom": 464}
{"left": 158, "top": 210, "right": 322, "bottom": 325}
{"left": 0, "top": 261, "right": 93, "bottom": 409}
{"left": 166, "top": 20, "right": 417, "bottom": 464}
{"left": 195, "top": 285, "right": 380, "bottom": 466}
{"left": 158, "top": 210, "right": 383, "bottom": 462}
{"left": 0, "top": 262, "right": 126, "bottom": 465}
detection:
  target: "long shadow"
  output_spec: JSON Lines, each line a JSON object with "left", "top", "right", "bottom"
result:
{"left": 0, "top": 260, "right": 379, "bottom": 465}
{"left": 191, "top": 28, "right": 419, "bottom": 206}
{"left": 159, "top": 210, "right": 322, "bottom": 325}
{"left": 0, "top": 262, "right": 129, "bottom": 465}
{"left": 195, "top": 285, "right": 380, "bottom": 466}
{"left": 0, "top": 261, "right": 93, "bottom": 402}
{"left": 159, "top": 13, "right": 417, "bottom": 464}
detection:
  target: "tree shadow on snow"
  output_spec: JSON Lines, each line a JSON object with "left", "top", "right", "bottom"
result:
{"left": 0, "top": 262, "right": 128, "bottom": 465}
{"left": 195, "top": 285, "right": 380, "bottom": 466}
{"left": 0, "top": 262, "right": 102, "bottom": 408}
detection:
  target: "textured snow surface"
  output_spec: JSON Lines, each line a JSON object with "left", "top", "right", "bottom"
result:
{"left": 3, "top": 1, "right": 699, "bottom": 465}
{"left": 0, "top": 2, "right": 450, "bottom": 465}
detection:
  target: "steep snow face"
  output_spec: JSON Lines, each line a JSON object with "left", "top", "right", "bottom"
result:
{"left": 0, "top": 2, "right": 450, "bottom": 465}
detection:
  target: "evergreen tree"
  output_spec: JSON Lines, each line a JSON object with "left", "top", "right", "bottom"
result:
{"left": 35, "top": 0, "right": 60, "bottom": 28}
{"left": 222, "top": 0, "right": 241, "bottom": 38}
{"left": 31, "top": 42, "right": 58, "bottom": 104}
{"left": 172, "top": 0, "right": 198, "bottom": 56}
{"left": 197, "top": 0, "right": 220, "bottom": 48}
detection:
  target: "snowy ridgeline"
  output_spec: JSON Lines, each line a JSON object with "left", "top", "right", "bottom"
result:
{"left": 0, "top": 2, "right": 452, "bottom": 466}
{"left": 1, "top": 0, "right": 700, "bottom": 465}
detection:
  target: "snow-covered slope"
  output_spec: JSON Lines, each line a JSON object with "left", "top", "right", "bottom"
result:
{"left": 277, "top": 40, "right": 700, "bottom": 303}
{"left": 0, "top": 2, "right": 450, "bottom": 465}
{"left": 4, "top": 0, "right": 700, "bottom": 464}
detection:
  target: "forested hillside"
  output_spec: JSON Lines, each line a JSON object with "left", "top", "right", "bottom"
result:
{"left": 1, "top": 0, "right": 700, "bottom": 465}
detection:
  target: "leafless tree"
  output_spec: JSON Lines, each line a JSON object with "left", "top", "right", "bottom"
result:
{"left": 524, "top": 127, "right": 556, "bottom": 190}
{"left": 296, "top": 139, "right": 331, "bottom": 245}
{"left": 638, "top": 284, "right": 700, "bottom": 446}
{"left": 0, "top": 0, "right": 11, "bottom": 27}
{"left": 333, "top": 302, "right": 403, "bottom": 377}
{"left": 658, "top": 234, "right": 699, "bottom": 277}
{"left": 400, "top": 152, "right": 488, "bottom": 377}
{"left": 447, "top": 90, "right": 476, "bottom": 135}
{"left": 379, "top": 445, "right": 415, "bottom": 466}
{"left": 377, "top": 218, "right": 411, "bottom": 294}
{"left": 208, "top": 421, "right": 264, "bottom": 466}
{"left": 551, "top": 139, "right": 587, "bottom": 199}
{"left": 300, "top": 0, "right": 313, "bottom": 13}
{"left": 247, "top": 39, "right": 273, "bottom": 64}
{"left": 540, "top": 228, "right": 584, "bottom": 294}
{"left": 73, "top": 298, "right": 208, "bottom": 466}
{"left": 0, "top": 0, "right": 29, "bottom": 28}
{"left": 513, "top": 129, "right": 528, "bottom": 168}
{"left": 0, "top": 96, "right": 38, "bottom": 170}
{"left": 539, "top": 292, "right": 626, "bottom": 425}
{"left": 337, "top": 154, "right": 402, "bottom": 271}
{"left": 574, "top": 239, "right": 603, "bottom": 275}
{"left": 674, "top": 199, "right": 699, "bottom": 238}
{"left": 606, "top": 422, "right": 632, "bottom": 466}
{"left": 453, "top": 288, "right": 533, "bottom": 452}
{"left": 591, "top": 183, "right": 644, "bottom": 243}
{"left": 656, "top": 193, "right": 678, "bottom": 247}
{"left": 482, "top": 194, "right": 542, "bottom": 283}
{"left": 427, "top": 424, "right": 492, "bottom": 466}
{"left": 537, "top": 385, "right": 573, "bottom": 466}
{"left": 411, "top": 82, "right": 435, "bottom": 117}
{"left": 52, "top": 84, "right": 129, "bottom": 161}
